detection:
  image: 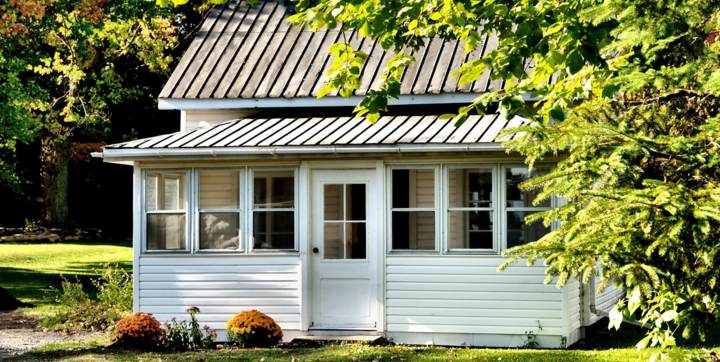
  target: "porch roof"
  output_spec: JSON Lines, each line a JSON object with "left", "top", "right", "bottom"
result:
{"left": 100, "top": 114, "right": 528, "bottom": 159}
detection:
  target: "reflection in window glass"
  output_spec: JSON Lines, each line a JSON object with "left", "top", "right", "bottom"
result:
{"left": 447, "top": 210, "right": 493, "bottom": 249}
{"left": 506, "top": 211, "right": 550, "bottom": 248}
{"left": 145, "top": 172, "right": 185, "bottom": 211}
{"left": 253, "top": 211, "right": 294, "bottom": 249}
{"left": 199, "top": 212, "right": 239, "bottom": 250}
{"left": 145, "top": 171, "right": 187, "bottom": 251}
{"left": 391, "top": 169, "right": 436, "bottom": 250}
{"left": 252, "top": 170, "right": 295, "bottom": 250}
{"left": 447, "top": 168, "right": 494, "bottom": 250}
{"left": 254, "top": 171, "right": 294, "bottom": 208}
{"left": 147, "top": 214, "right": 186, "bottom": 250}
{"left": 505, "top": 167, "right": 551, "bottom": 208}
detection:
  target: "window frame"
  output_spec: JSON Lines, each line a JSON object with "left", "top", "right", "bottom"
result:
{"left": 193, "top": 168, "right": 244, "bottom": 253}
{"left": 142, "top": 169, "right": 192, "bottom": 253}
{"left": 443, "top": 164, "right": 500, "bottom": 254}
{"left": 248, "top": 167, "right": 299, "bottom": 253}
{"left": 500, "top": 164, "right": 554, "bottom": 250}
{"left": 386, "top": 165, "right": 441, "bottom": 253}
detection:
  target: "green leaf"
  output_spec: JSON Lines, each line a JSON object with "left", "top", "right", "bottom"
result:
{"left": 566, "top": 49, "right": 584, "bottom": 74}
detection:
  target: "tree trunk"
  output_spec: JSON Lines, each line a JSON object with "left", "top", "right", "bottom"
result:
{"left": 40, "top": 137, "right": 71, "bottom": 227}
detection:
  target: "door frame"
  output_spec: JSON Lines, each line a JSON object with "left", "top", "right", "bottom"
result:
{"left": 304, "top": 164, "right": 384, "bottom": 331}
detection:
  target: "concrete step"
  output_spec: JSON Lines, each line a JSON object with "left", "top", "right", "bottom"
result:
{"left": 290, "top": 335, "right": 386, "bottom": 346}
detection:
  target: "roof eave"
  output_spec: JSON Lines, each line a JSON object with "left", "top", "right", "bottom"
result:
{"left": 99, "top": 143, "right": 507, "bottom": 161}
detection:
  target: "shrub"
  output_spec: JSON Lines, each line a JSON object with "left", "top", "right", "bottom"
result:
{"left": 226, "top": 310, "right": 283, "bottom": 347}
{"left": 114, "top": 312, "right": 162, "bottom": 349}
{"left": 43, "top": 265, "right": 132, "bottom": 331}
{"left": 160, "top": 307, "right": 216, "bottom": 351}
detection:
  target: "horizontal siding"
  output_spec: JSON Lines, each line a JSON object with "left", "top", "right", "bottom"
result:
{"left": 565, "top": 278, "right": 582, "bottom": 336}
{"left": 386, "top": 257, "right": 564, "bottom": 335}
{"left": 595, "top": 277, "right": 624, "bottom": 312}
{"left": 138, "top": 255, "right": 301, "bottom": 331}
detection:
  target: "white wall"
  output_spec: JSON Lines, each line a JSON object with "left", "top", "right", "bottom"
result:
{"left": 385, "top": 256, "right": 569, "bottom": 348}
{"left": 136, "top": 255, "right": 301, "bottom": 341}
{"left": 180, "top": 109, "right": 257, "bottom": 131}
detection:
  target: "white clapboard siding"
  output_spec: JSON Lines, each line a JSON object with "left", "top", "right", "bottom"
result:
{"left": 594, "top": 277, "right": 624, "bottom": 313}
{"left": 386, "top": 256, "right": 564, "bottom": 336}
{"left": 138, "top": 255, "right": 301, "bottom": 332}
{"left": 564, "top": 278, "right": 582, "bottom": 344}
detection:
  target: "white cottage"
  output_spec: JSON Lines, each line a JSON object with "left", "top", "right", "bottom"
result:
{"left": 99, "top": 0, "right": 622, "bottom": 348}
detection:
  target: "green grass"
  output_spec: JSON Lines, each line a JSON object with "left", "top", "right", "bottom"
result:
{"left": 10, "top": 342, "right": 711, "bottom": 361}
{"left": 0, "top": 240, "right": 132, "bottom": 316}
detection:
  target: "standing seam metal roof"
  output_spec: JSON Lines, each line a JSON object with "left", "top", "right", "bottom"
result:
{"left": 159, "top": 0, "right": 517, "bottom": 100}
{"left": 106, "top": 114, "right": 528, "bottom": 149}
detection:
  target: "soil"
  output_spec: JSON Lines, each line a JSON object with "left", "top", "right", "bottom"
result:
{"left": 0, "top": 311, "right": 102, "bottom": 359}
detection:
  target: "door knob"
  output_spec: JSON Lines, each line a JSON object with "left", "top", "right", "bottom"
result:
{"left": 312, "top": 247, "right": 319, "bottom": 254}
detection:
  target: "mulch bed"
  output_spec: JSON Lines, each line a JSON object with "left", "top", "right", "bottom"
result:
{"left": 0, "top": 311, "right": 38, "bottom": 330}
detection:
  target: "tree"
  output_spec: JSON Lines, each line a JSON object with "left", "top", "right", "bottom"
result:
{"left": 288, "top": 0, "right": 720, "bottom": 353}
{"left": 0, "top": 0, "right": 180, "bottom": 226}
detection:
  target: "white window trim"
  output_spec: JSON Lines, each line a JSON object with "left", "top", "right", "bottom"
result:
{"left": 142, "top": 169, "right": 192, "bottom": 254}
{"left": 386, "top": 165, "right": 441, "bottom": 254}
{"left": 194, "top": 168, "right": 245, "bottom": 253}
{"left": 443, "top": 165, "right": 500, "bottom": 254}
{"left": 248, "top": 167, "right": 299, "bottom": 253}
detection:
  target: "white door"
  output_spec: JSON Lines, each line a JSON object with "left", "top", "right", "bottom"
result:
{"left": 311, "top": 169, "right": 378, "bottom": 330}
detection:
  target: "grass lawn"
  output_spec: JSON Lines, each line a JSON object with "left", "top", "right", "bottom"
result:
{"left": 10, "top": 338, "right": 711, "bottom": 361}
{"left": 0, "top": 240, "right": 132, "bottom": 316}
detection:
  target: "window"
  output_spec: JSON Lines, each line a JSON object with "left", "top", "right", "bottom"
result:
{"left": 390, "top": 168, "right": 436, "bottom": 250}
{"left": 447, "top": 167, "right": 495, "bottom": 250}
{"left": 252, "top": 170, "right": 295, "bottom": 250}
{"left": 145, "top": 171, "right": 188, "bottom": 251}
{"left": 323, "top": 184, "right": 367, "bottom": 259}
{"left": 505, "top": 166, "right": 552, "bottom": 248}
{"left": 197, "top": 170, "right": 241, "bottom": 251}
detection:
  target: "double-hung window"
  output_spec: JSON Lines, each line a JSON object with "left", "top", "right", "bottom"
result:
{"left": 447, "top": 167, "right": 497, "bottom": 251}
{"left": 504, "top": 166, "right": 552, "bottom": 248}
{"left": 197, "top": 170, "right": 242, "bottom": 251}
{"left": 389, "top": 168, "right": 437, "bottom": 251}
{"left": 252, "top": 170, "right": 296, "bottom": 250}
{"left": 144, "top": 171, "right": 189, "bottom": 251}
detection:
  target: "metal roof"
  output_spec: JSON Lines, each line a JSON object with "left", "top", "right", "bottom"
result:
{"left": 159, "top": 0, "right": 510, "bottom": 100}
{"left": 105, "top": 114, "right": 526, "bottom": 156}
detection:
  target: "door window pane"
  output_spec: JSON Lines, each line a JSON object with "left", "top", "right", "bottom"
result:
{"left": 254, "top": 171, "right": 294, "bottom": 208}
{"left": 199, "top": 170, "right": 239, "bottom": 209}
{"left": 147, "top": 214, "right": 186, "bottom": 250}
{"left": 323, "top": 223, "right": 343, "bottom": 259}
{"left": 391, "top": 211, "right": 435, "bottom": 250}
{"left": 253, "top": 211, "right": 294, "bottom": 249}
{"left": 392, "top": 169, "right": 434, "bottom": 208}
{"left": 322, "top": 183, "right": 367, "bottom": 259}
{"left": 346, "top": 184, "right": 366, "bottom": 221}
{"left": 199, "top": 212, "right": 239, "bottom": 250}
{"left": 346, "top": 223, "right": 366, "bottom": 259}
{"left": 506, "top": 211, "right": 550, "bottom": 248}
{"left": 324, "top": 184, "right": 343, "bottom": 221}
{"left": 506, "top": 166, "right": 551, "bottom": 208}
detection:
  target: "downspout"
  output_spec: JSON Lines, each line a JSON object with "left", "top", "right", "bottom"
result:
{"left": 587, "top": 275, "right": 643, "bottom": 327}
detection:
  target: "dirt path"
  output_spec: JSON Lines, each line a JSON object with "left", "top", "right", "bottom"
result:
{"left": 0, "top": 311, "right": 102, "bottom": 359}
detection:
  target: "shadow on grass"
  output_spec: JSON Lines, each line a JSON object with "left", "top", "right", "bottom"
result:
{"left": 0, "top": 261, "right": 132, "bottom": 305}
{"left": 0, "top": 240, "right": 131, "bottom": 247}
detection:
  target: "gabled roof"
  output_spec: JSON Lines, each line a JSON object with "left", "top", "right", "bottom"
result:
{"left": 159, "top": 0, "right": 506, "bottom": 102}
{"left": 102, "top": 114, "right": 527, "bottom": 159}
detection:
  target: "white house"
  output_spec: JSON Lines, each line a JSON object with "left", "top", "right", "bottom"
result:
{"left": 98, "top": 0, "right": 622, "bottom": 348}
